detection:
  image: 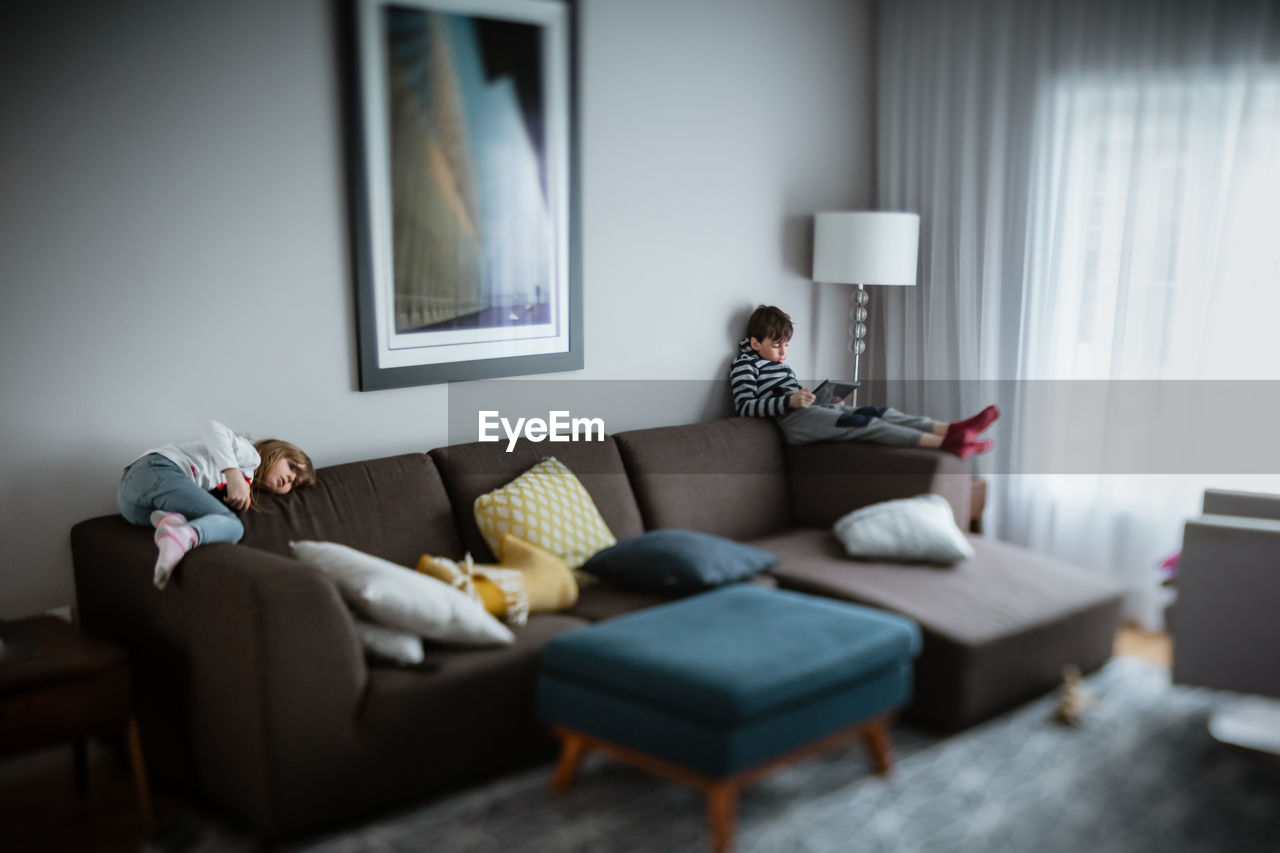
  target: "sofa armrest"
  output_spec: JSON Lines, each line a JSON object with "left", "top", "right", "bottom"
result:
{"left": 71, "top": 516, "right": 366, "bottom": 830}
{"left": 1202, "top": 488, "right": 1280, "bottom": 522}
{"left": 785, "top": 442, "right": 971, "bottom": 529}
{"left": 1171, "top": 514, "right": 1280, "bottom": 698}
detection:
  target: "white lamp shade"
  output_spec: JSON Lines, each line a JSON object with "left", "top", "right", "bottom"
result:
{"left": 813, "top": 212, "right": 920, "bottom": 286}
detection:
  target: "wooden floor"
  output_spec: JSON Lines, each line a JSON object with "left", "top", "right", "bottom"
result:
{"left": 0, "top": 624, "right": 1172, "bottom": 852}
{"left": 1113, "top": 622, "right": 1172, "bottom": 668}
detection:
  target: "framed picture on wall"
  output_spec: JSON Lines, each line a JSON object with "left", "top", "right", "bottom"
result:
{"left": 346, "top": 0, "right": 581, "bottom": 390}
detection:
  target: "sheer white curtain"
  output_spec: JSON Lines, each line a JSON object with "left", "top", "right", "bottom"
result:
{"left": 876, "top": 0, "right": 1280, "bottom": 627}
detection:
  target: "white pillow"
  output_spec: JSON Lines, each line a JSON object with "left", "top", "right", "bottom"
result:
{"left": 354, "top": 620, "right": 425, "bottom": 665}
{"left": 832, "top": 494, "right": 975, "bottom": 564}
{"left": 291, "top": 540, "right": 514, "bottom": 646}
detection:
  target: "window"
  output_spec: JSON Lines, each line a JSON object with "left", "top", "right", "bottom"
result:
{"left": 1027, "top": 71, "right": 1280, "bottom": 381}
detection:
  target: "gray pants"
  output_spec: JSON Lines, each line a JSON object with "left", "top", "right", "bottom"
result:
{"left": 777, "top": 405, "right": 937, "bottom": 446}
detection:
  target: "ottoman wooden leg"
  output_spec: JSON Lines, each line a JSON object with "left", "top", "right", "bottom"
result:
{"left": 551, "top": 729, "right": 587, "bottom": 794}
{"left": 863, "top": 717, "right": 894, "bottom": 775}
{"left": 706, "top": 782, "right": 737, "bottom": 853}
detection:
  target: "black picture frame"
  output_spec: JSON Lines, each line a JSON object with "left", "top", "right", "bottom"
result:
{"left": 345, "top": 0, "right": 581, "bottom": 391}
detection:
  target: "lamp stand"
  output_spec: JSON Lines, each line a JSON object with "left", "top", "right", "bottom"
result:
{"left": 848, "top": 285, "right": 869, "bottom": 408}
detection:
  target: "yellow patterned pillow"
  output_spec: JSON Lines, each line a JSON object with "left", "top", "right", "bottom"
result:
{"left": 473, "top": 457, "right": 616, "bottom": 570}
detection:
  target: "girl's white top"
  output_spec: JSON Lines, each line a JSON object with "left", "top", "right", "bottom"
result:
{"left": 143, "top": 420, "right": 261, "bottom": 490}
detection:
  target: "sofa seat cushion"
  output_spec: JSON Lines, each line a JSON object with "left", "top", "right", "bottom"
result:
{"left": 754, "top": 529, "right": 1121, "bottom": 645}
{"left": 360, "top": 611, "right": 587, "bottom": 752}
{"left": 751, "top": 528, "right": 1125, "bottom": 729}
{"left": 359, "top": 614, "right": 585, "bottom": 754}
{"left": 363, "top": 613, "right": 587, "bottom": 719}
{"left": 327, "top": 614, "right": 587, "bottom": 825}
{"left": 563, "top": 573, "right": 779, "bottom": 624}
{"left": 563, "top": 583, "right": 684, "bottom": 623}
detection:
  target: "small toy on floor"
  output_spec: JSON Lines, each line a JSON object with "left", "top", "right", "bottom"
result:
{"left": 1054, "top": 664, "right": 1097, "bottom": 726}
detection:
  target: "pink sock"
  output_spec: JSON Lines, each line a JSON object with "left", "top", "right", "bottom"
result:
{"left": 154, "top": 524, "right": 197, "bottom": 589}
{"left": 150, "top": 510, "right": 187, "bottom": 530}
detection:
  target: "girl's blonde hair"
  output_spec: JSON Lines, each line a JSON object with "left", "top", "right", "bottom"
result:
{"left": 252, "top": 439, "right": 317, "bottom": 490}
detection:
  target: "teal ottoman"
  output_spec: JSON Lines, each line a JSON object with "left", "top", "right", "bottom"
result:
{"left": 537, "top": 585, "right": 921, "bottom": 852}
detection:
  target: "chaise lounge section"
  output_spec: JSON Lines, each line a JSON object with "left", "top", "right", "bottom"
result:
{"left": 70, "top": 416, "right": 1123, "bottom": 838}
{"left": 613, "top": 419, "right": 1124, "bottom": 731}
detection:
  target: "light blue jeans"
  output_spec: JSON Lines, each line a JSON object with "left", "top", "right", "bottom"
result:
{"left": 117, "top": 454, "right": 245, "bottom": 546}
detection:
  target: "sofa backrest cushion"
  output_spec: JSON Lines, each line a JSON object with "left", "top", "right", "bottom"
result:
{"left": 429, "top": 438, "right": 645, "bottom": 562}
{"left": 242, "top": 453, "right": 462, "bottom": 567}
{"left": 786, "top": 441, "right": 970, "bottom": 529}
{"left": 613, "top": 418, "right": 791, "bottom": 540}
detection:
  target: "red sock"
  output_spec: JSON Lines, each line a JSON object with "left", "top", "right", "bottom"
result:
{"left": 966, "top": 439, "right": 993, "bottom": 458}
{"left": 942, "top": 438, "right": 993, "bottom": 460}
{"left": 957, "top": 404, "right": 1000, "bottom": 437}
{"left": 944, "top": 404, "right": 1000, "bottom": 446}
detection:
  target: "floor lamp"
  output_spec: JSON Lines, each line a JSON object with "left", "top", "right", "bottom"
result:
{"left": 812, "top": 212, "right": 920, "bottom": 407}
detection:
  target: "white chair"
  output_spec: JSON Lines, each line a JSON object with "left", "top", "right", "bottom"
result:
{"left": 1172, "top": 489, "right": 1280, "bottom": 753}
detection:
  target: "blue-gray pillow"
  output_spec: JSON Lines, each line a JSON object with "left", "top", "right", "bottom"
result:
{"left": 580, "top": 529, "right": 777, "bottom": 593}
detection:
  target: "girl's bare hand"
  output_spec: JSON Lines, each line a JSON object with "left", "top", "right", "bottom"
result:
{"left": 223, "top": 473, "right": 252, "bottom": 511}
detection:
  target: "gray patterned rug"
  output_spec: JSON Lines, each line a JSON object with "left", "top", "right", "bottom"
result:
{"left": 278, "top": 658, "right": 1279, "bottom": 853}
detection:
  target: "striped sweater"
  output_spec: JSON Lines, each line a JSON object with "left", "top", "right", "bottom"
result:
{"left": 730, "top": 338, "right": 800, "bottom": 418}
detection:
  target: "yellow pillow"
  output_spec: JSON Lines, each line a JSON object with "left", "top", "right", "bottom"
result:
{"left": 416, "top": 534, "right": 578, "bottom": 625}
{"left": 497, "top": 534, "right": 578, "bottom": 613}
{"left": 472, "top": 457, "right": 616, "bottom": 570}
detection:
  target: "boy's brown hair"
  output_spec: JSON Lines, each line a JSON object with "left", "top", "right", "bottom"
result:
{"left": 253, "top": 439, "right": 317, "bottom": 490}
{"left": 746, "top": 305, "right": 794, "bottom": 343}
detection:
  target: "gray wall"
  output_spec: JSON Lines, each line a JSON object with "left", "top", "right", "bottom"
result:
{"left": 0, "top": 0, "right": 872, "bottom": 618}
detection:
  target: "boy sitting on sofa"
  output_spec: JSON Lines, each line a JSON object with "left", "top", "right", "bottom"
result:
{"left": 730, "top": 305, "right": 997, "bottom": 458}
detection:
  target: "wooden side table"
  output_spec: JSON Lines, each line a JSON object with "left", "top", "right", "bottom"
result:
{"left": 0, "top": 616, "right": 153, "bottom": 830}
{"left": 969, "top": 476, "right": 987, "bottom": 534}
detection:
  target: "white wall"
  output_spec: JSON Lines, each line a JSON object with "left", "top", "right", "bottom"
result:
{"left": 0, "top": 0, "right": 872, "bottom": 618}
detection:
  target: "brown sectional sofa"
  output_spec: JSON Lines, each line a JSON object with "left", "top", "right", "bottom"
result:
{"left": 70, "top": 418, "right": 1123, "bottom": 839}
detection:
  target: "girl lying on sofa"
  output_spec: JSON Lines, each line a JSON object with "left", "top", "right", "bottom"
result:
{"left": 116, "top": 420, "right": 314, "bottom": 589}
